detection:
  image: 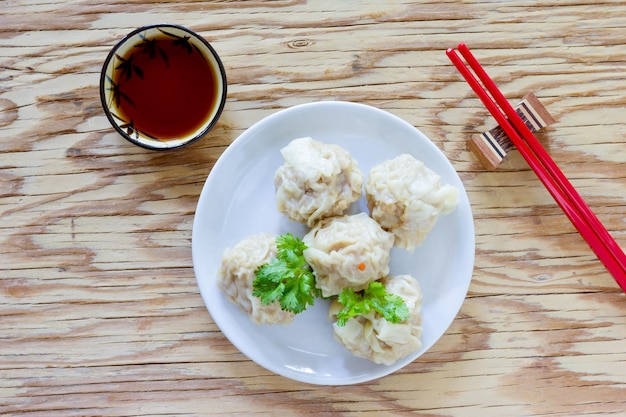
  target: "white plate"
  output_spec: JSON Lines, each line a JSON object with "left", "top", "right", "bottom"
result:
{"left": 192, "top": 101, "right": 475, "bottom": 385}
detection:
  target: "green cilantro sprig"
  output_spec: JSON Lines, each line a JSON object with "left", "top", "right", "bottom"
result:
{"left": 252, "top": 233, "right": 321, "bottom": 314}
{"left": 335, "top": 281, "right": 409, "bottom": 326}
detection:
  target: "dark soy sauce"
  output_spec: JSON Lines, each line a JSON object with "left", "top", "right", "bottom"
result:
{"left": 112, "top": 34, "right": 218, "bottom": 140}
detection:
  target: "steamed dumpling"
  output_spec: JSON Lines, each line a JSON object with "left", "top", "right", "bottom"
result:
{"left": 365, "top": 154, "right": 458, "bottom": 251}
{"left": 275, "top": 137, "right": 364, "bottom": 227}
{"left": 329, "top": 274, "right": 423, "bottom": 365}
{"left": 303, "top": 213, "right": 394, "bottom": 297}
{"left": 217, "top": 233, "right": 295, "bottom": 325}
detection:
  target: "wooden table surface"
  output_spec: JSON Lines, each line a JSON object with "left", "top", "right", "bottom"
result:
{"left": 2, "top": 1, "right": 625, "bottom": 415}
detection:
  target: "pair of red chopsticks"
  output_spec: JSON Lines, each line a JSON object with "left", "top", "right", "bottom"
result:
{"left": 446, "top": 43, "right": 626, "bottom": 292}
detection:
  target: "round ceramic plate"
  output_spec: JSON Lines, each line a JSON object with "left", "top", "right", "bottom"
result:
{"left": 192, "top": 101, "right": 475, "bottom": 385}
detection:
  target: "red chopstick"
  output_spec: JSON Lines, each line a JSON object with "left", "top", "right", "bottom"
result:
{"left": 446, "top": 43, "right": 626, "bottom": 292}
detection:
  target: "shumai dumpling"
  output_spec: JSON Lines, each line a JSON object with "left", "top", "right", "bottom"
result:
{"left": 365, "top": 154, "right": 458, "bottom": 251}
{"left": 274, "top": 137, "right": 363, "bottom": 227}
{"left": 217, "top": 233, "right": 295, "bottom": 325}
{"left": 303, "top": 213, "right": 394, "bottom": 297}
{"left": 329, "top": 274, "right": 423, "bottom": 365}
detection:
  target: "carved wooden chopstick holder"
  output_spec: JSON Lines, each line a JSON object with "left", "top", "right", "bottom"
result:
{"left": 468, "top": 92, "right": 556, "bottom": 170}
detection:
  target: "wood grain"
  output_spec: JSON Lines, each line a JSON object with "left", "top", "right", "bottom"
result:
{"left": 1, "top": 1, "right": 625, "bottom": 415}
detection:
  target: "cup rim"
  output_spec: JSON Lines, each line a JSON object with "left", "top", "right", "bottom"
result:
{"left": 99, "top": 23, "right": 228, "bottom": 151}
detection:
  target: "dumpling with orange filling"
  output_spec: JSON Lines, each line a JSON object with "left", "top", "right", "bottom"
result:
{"left": 303, "top": 213, "right": 394, "bottom": 297}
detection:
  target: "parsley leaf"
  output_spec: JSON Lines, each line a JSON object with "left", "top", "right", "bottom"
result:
{"left": 335, "top": 281, "right": 409, "bottom": 326}
{"left": 252, "top": 233, "right": 320, "bottom": 314}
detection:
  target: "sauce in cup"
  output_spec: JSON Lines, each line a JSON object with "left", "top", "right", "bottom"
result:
{"left": 100, "top": 24, "right": 227, "bottom": 150}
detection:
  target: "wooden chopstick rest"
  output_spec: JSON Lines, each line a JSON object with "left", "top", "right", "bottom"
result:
{"left": 468, "top": 92, "right": 556, "bottom": 170}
